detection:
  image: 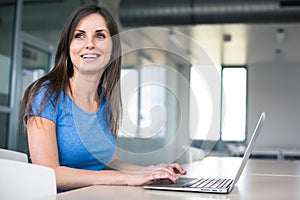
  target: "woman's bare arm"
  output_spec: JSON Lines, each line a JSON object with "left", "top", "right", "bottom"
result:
{"left": 27, "top": 116, "right": 185, "bottom": 190}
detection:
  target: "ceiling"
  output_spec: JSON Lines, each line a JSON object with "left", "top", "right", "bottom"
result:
{"left": 1, "top": 0, "right": 299, "bottom": 66}
{"left": 107, "top": 0, "right": 300, "bottom": 66}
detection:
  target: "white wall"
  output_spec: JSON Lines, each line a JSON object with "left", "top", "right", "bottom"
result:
{"left": 248, "top": 61, "right": 300, "bottom": 149}
{"left": 247, "top": 24, "right": 300, "bottom": 151}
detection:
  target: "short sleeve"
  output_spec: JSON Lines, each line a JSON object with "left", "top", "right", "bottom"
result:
{"left": 27, "top": 86, "right": 57, "bottom": 124}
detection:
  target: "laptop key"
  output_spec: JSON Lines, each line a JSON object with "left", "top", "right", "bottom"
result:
{"left": 219, "top": 179, "right": 233, "bottom": 189}
{"left": 197, "top": 178, "right": 213, "bottom": 188}
{"left": 211, "top": 179, "right": 226, "bottom": 188}
{"left": 182, "top": 178, "right": 201, "bottom": 187}
{"left": 190, "top": 178, "right": 208, "bottom": 188}
{"left": 204, "top": 179, "right": 219, "bottom": 188}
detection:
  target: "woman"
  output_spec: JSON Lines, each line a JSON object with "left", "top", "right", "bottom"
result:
{"left": 20, "top": 4, "right": 186, "bottom": 191}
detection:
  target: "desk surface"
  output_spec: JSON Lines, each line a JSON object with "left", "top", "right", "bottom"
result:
{"left": 56, "top": 157, "right": 300, "bottom": 200}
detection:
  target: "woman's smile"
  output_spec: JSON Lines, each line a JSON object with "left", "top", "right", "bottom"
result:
{"left": 70, "top": 13, "right": 112, "bottom": 74}
{"left": 80, "top": 53, "right": 101, "bottom": 60}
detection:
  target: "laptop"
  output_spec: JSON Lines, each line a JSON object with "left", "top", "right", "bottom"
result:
{"left": 143, "top": 112, "right": 266, "bottom": 194}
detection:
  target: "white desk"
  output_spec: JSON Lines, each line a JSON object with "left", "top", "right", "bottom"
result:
{"left": 56, "top": 157, "right": 300, "bottom": 200}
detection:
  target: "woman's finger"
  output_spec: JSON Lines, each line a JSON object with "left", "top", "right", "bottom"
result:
{"left": 169, "top": 163, "right": 187, "bottom": 174}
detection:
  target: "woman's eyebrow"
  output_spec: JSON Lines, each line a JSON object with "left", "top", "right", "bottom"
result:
{"left": 74, "top": 29, "right": 109, "bottom": 33}
{"left": 74, "top": 29, "right": 85, "bottom": 33}
{"left": 95, "top": 29, "right": 109, "bottom": 33}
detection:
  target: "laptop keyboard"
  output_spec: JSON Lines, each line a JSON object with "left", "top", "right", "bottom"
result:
{"left": 183, "top": 178, "right": 233, "bottom": 189}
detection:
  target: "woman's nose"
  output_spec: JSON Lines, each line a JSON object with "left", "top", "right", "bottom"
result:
{"left": 85, "top": 38, "right": 95, "bottom": 49}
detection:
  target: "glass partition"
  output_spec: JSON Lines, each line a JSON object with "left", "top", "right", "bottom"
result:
{"left": 0, "top": 2, "right": 15, "bottom": 106}
{"left": 22, "top": 0, "right": 80, "bottom": 45}
{"left": 12, "top": 0, "right": 82, "bottom": 152}
{"left": 16, "top": 41, "right": 52, "bottom": 153}
{"left": 0, "top": 113, "right": 8, "bottom": 148}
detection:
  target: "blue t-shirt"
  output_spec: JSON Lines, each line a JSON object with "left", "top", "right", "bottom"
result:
{"left": 29, "top": 86, "right": 116, "bottom": 171}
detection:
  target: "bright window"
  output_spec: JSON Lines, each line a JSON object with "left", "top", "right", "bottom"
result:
{"left": 221, "top": 67, "right": 247, "bottom": 141}
{"left": 119, "top": 68, "right": 139, "bottom": 137}
{"left": 189, "top": 66, "right": 247, "bottom": 142}
{"left": 119, "top": 66, "right": 168, "bottom": 138}
{"left": 189, "top": 66, "right": 219, "bottom": 140}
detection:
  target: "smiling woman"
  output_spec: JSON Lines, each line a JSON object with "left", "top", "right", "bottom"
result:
{"left": 70, "top": 13, "right": 113, "bottom": 76}
{"left": 19, "top": 4, "right": 186, "bottom": 192}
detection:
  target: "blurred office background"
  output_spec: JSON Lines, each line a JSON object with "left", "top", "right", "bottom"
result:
{"left": 0, "top": 0, "right": 299, "bottom": 164}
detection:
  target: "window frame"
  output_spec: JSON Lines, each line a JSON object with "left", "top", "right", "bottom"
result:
{"left": 191, "top": 65, "right": 248, "bottom": 152}
{"left": 119, "top": 65, "right": 170, "bottom": 139}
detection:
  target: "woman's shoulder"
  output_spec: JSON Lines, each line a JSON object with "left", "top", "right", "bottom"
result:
{"left": 31, "top": 79, "right": 68, "bottom": 105}
{"left": 34, "top": 80, "right": 66, "bottom": 96}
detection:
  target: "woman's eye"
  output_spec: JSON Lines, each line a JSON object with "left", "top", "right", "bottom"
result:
{"left": 74, "top": 33, "right": 84, "bottom": 38}
{"left": 97, "top": 34, "right": 106, "bottom": 39}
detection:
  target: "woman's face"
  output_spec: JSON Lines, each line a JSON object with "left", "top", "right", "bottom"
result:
{"left": 69, "top": 13, "right": 113, "bottom": 75}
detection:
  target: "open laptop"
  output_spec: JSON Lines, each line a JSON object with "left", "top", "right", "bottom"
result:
{"left": 143, "top": 112, "right": 266, "bottom": 194}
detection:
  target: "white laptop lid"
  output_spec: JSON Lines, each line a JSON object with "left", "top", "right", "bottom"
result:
{"left": 229, "top": 111, "right": 266, "bottom": 191}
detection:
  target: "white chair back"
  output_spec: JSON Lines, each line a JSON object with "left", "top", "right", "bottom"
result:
{"left": 0, "top": 158, "right": 56, "bottom": 200}
{"left": 0, "top": 148, "right": 28, "bottom": 162}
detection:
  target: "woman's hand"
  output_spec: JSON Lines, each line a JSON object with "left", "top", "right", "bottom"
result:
{"left": 125, "top": 163, "right": 186, "bottom": 186}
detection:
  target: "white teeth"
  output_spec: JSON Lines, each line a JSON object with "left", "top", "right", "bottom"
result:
{"left": 82, "top": 54, "right": 98, "bottom": 59}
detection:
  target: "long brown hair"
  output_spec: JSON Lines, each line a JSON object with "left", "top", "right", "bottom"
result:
{"left": 20, "top": 4, "right": 122, "bottom": 137}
